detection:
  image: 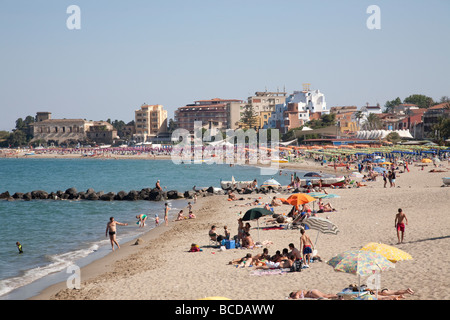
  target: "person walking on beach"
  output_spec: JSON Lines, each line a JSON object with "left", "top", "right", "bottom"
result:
{"left": 391, "top": 170, "right": 396, "bottom": 187}
{"left": 155, "top": 214, "right": 160, "bottom": 226}
{"left": 106, "top": 217, "right": 128, "bottom": 251}
{"left": 164, "top": 202, "right": 169, "bottom": 226}
{"left": 300, "top": 229, "right": 314, "bottom": 268}
{"left": 395, "top": 208, "right": 408, "bottom": 244}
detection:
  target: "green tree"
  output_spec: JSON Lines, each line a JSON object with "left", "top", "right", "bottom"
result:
{"left": 386, "top": 132, "right": 401, "bottom": 144}
{"left": 363, "top": 113, "right": 382, "bottom": 130}
{"left": 384, "top": 97, "right": 402, "bottom": 113}
{"left": 431, "top": 115, "right": 450, "bottom": 142}
{"left": 403, "top": 94, "right": 434, "bottom": 109}
{"left": 240, "top": 104, "right": 258, "bottom": 129}
{"left": 167, "top": 118, "right": 176, "bottom": 133}
{"left": 6, "top": 130, "right": 27, "bottom": 147}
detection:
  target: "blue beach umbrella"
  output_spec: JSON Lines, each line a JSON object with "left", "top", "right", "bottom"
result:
{"left": 373, "top": 167, "right": 387, "bottom": 173}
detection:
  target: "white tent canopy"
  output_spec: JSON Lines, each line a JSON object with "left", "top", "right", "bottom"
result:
{"left": 355, "top": 129, "right": 413, "bottom": 140}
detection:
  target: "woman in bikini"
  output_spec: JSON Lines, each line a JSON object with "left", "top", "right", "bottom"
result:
{"left": 289, "top": 289, "right": 339, "bottom": 300}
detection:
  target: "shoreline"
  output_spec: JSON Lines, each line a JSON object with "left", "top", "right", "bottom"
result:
{"left": 4, "top": 153, "right": 449, "bottom": 300}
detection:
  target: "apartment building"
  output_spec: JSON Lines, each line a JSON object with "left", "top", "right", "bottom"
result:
{"left": 175, "top": 98, "right": 244, "bottom": 133}
{"left": 134, "top": 104, "right": 168, "bottom": 142}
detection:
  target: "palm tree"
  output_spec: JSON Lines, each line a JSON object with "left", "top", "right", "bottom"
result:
{"left": 363, "top": 113, "right": 382, "bottom": 130}
{"left": 354, "top": 111, "right": 364, "bottom": 130}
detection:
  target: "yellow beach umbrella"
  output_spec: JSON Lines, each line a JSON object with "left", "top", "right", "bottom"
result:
{"left": 360, "top": 242, "right": 412, "bottom": 263}
{"left": 421, "top": 159, "right": 432, "bottom": 163}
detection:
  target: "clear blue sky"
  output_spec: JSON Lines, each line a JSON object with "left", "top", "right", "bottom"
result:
{"left": 1, "top": 0, "right": 449, "bottom": 131}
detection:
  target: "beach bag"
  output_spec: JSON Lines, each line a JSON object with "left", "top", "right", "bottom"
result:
{"left": 290, "top": 259, "right": 302, "bottom": 272}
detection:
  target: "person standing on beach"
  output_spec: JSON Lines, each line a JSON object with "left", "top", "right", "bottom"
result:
{"left": 395, "top": 208, "right": 408, "bottom": 244}
{"left": 106, "top": 217, "right": 128, "bottom": 251}
{"left": 391, "top": 170, "right": 396, "bottom": 187}
{"left": 300, "top": 229, "right": 314, "bottom": 268}
{"left": 164, "top": 202, "right": 169, "bottom": 226}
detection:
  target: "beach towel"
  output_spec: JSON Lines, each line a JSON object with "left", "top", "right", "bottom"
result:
{"left": 250, "top": 268, "right": 290, "bottom": 276}
{"left": 262, "top": 226, "right": 284, "bottom": 231}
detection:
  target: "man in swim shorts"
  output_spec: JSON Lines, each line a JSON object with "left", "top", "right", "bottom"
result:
{"left": 395, "top": 208, "right": 408, "bottom": 244}
{"left": 106, "top": 217, "right": 128, "bottom": 251}
{"left": 300, "top": 229, "right": 314, "bottom": 268}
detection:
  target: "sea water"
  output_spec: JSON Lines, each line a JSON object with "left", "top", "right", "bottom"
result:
{"left": 0, "top": 158, "right": 308, "bottom": 299}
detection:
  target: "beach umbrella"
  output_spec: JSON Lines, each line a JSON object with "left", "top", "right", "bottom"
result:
{"left": 303, "top": 216, "right": 340, "bottom": 236}
{"left": 421, "top": 159, "right": 432, "bottom": 163}
{"left": 373, "top": 167, "right": 387, "bottom": 173}
{"left": 360, "top": 242, "right": 412, "bottom": 263}
{"left": 321, "top": 193, "right": 340, "bottom": 199}
{"left": 285, "top": 193, "right": 316, "bottom": 206}
{"left": 350, "top": 172, "right": 364, "bottom": 179}
{"left": 327, "top": 249, "right": 396, "bottom": 299}
{"left": 260, "top": 178, "right": 281, "bottom": 188}
{"left": 242, "top": 207, "right": 273, "bottom": 243}
{"left": 307, "top": 192, "right": 328, "bottom": 199}
{"left": 302, "top": 216, "right": 339, "bottom": 250}
{"left": 327, "top": 250, "right": 395, "bottom": 276}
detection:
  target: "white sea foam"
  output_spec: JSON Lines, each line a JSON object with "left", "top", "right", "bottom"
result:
{"left": 0, "top": 242, "right": 103, "bottom": 297}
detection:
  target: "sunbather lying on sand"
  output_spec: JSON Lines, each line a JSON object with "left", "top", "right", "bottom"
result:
{"left": 289, "top": 289, "right": 339, "bottom": 300}
{"left": 367, "top": 287, "right": 414, "bottom": 298}
{"left": 229, "top": 253, "right": 253, "bottom": 267}
{"left": 255, "top": 256, "right": 295, "bottom": 270}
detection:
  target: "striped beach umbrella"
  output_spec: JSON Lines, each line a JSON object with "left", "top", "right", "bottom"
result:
{"left": 360, "top": 242, "right": 412, "bottom": 263}
{"left": 302, "top": 217, "right": 339, "bottom": 235}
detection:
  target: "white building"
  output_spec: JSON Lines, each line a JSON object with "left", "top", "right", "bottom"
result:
{"left": 266, "top": 85, "right": 328, "bottom": 133}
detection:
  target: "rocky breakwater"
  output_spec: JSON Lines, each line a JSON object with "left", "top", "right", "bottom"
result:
{"left": 0, "top": 186, "right": 229, "bottom": 202}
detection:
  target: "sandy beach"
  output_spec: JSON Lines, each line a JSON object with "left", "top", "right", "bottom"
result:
{"left": 29, "top": 157, "right": 450, "bottom": 301}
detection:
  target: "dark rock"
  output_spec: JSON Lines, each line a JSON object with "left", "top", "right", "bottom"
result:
{"left": 148, "top": 188, "right": 166, "bottom": 201}
{"left": 86, "top": 192, "right": 99, "bottom": 200}
{"left": 125, "top": 190, "right": 139, "bottom": 201}
{"left": 23, "top": 192, "right": 32, "bottom": 201}
{"left": 139, "top": 189, "right": 150, "bottom": 200}
{"left": 100, "top": 192, "right": 116, "bottom": 201}
{"left": 31, "top": 190, "right": 49, "bottom": 199}
{"left": 12, "top": 192, "right": 24, "bottom": 199}
{"left": 167, "top": 190, "right": 182, "bottom": 199}
{"left": 184, "top": 190, "right": 196, "bottom": 199}
{"left": 0, "top": 191, "right": 10, "bottom": 199}
{"left": 65, "top": 188, "right": 78, "bottom": 199}
{"left": 96, "top": 191, "right": 105, "bottom": 198}
{"left": 86, "top": 188, "right": 95, "bottom": 195}
{"left": 49, "top": 192, "right": 59, "bottom": 200}
{"left": 78, "top": 191, "right": 86, "bottom": 200}
{"left": 61, "top": 193, "right": 70, "bottom": 200}
{"left": 114, "top": 191, "right": 127, "bottom": 201}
